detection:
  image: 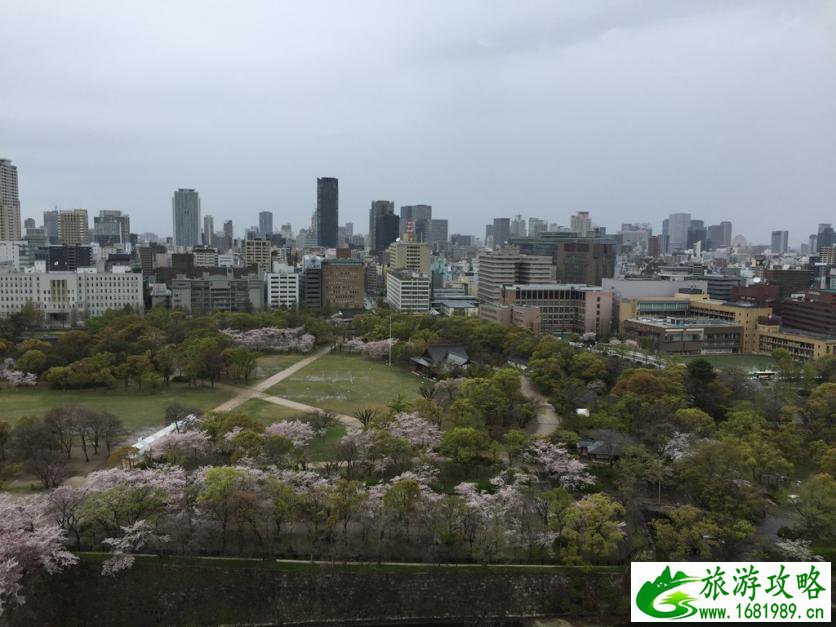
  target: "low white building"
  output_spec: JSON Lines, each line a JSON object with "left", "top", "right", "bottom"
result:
{"left": 265, "top": 264, "right": 300, "bottom": 310}
{"left": 0, "top": 269, "right": 144, "bottom": 323}
{"left": 386, "top": 269, "right": 430, "bottom": 312}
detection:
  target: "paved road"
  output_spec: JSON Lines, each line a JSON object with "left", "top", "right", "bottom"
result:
{"left": 519, "top": 375, "right": 560, "bottom": 436}
{"left": 213, "top": 346, "right": 361, "bottom": 432}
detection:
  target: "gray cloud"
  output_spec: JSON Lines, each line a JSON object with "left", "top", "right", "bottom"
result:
{"left": 1, "top": 0, "right": 834, "bottom": 244}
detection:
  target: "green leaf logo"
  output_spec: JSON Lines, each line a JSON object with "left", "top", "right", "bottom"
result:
{"left": 636, "top": 566, "right": 701, "bottom": 619}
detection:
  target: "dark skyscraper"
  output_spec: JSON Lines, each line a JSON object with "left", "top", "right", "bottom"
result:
{"left": 259, "top": 211, "right": 273, "bottom": 236}
{"left": 172, "top": 188, "right": 201, "bottom": 248}
{"left": 316, "top": 177, "right": 338, "bottom": 247}
{"left": 492, "top": 217, "right": 511, "bottom": 248}
{"left": 369, "top": 200, "right": 398, "bottom": 253}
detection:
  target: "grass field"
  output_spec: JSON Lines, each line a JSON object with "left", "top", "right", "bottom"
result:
{"left": 237, "top": 399, "right": 304, "bottom": 424}
{"left": 267, "top": 353, "right": 422, "bottom": 415}
{"left": 251, "top": 353, "right": 305, "bottom": 382}
{"left": 0, "top": 384, "right": 235, "bottom": 430}
{"left": 673, "top": 354, "right": 777, "bottom": 371}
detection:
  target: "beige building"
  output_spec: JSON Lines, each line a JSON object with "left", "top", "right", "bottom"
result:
{"left": 755, "top": 321, "right": 836, "bottom": 362}
{"left": 677, "top": 294, "right": 771, "bottom": 353}
{"left": 242, "top": 238, "right": 272, "bottom": 273}
{"left": 0, "top": 159, "right": 21, "bottom": 241}
{"left": 321, "top": 259, "right": 364, "bottom": 310}
{"left": 58, "top": 209, "right": 90, "bottom": 245}
{"left": 387, "top": 240, "right": 431, "bottom": 274}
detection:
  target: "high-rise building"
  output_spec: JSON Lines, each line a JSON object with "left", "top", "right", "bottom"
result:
{"left": 43, "top": 209, "right": 59, "bottom": 243}
{"left": 665, "top": 213, "right": 691, "bottom": 253}
{"left": 242, "top": 237, "right": 272, "bottom": 273}
{"left": 280, "top": 223, "right": 292, "bottom": 240}
{"left": 316, "top": 177, "right": 338, "bottom": 248}
{"left": 0, "top": 158, "right": 21, "bottom": 241}
{"left": 509, "top": 231, "right": 617, "bottom": 285}
{"left": 492, "top": 218, "right": 511, "bottom": 249}
{"left": 771, "top": 230, "right": 789, "bottom": 254}
{"left": 429, "top": 219, "right": 448, "bottom": 245}
{"left": 172, "top": 188, "right": 201, "bottom": 248}
{"left": 369, "top": 200, "right": 397, "bottom": 253}
{"left": 528, "top": 218, "right": 547, "bottom": 238}
{"left": 476, "top": 249, "right": 553, "bottom": 305}
{"left": 510, "top": 214, "right": 527, "bottom": 238}
{"left": 57, "top": 209, "right": 90, "bottom": 245}
{"left": 570, "top": 211, "right": 592, "bottom": 236}
{"left": 387, "top": 240, "right": 432, "bottom": 274}
{"left": 259, "top": 211, "right": 273, "bottom": 236}
{"left": 400, "top": 205, "right": 432, "bottom": 242}
{"left": 93, "top": 210, "right": 130, "bottom": 245}
{"left": 687, "top": 220, "right": 707, "bottom": 250}
{"left": 203, "top": 214, "right": 215, "bottom": 246}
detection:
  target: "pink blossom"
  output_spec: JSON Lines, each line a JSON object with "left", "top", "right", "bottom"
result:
{"left": 0, "top": 494, "right": 77, "bottom": 616}
{"left": 388, "top": 413, "right": 441, "bottom": 449}
{"left": 0, "top": 357, "right": 37, "bottom": 387}
{"left": 265, "top": 420, "right": 316, "bottom": 448}
{"left": 221, "top": 327, "right": 315, "bottom": 353}
{"left": 523, "top": 440, "right": 594, "bottom": 490}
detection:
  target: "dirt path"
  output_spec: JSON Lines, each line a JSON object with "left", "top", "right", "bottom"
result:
{"left": 520, "top": 375, "right": 560, "bottom": 437}
{"left": 212, "top": 346, "right": 361, "bottom": 432}
{"left": 213, "top": 346, "right": 333, "bottom": 412}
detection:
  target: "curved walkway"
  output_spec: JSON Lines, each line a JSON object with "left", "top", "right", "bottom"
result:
{"left": 520, "top": 376, "right": 560, "bottom": 437}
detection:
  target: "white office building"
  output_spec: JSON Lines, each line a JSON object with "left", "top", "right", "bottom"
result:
{"left": 265, "top": 264, "right": 300, "bottom": 310}
{"left": 0, "top": 270, "right": 143, "bottom": 323}
{"left": 386, "top": 269, "right": 430, "bottom": 312}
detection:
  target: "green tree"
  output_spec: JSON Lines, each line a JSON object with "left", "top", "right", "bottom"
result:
{"left": 16, "top": 349, "right": 47, "bottom": 374}
{"left": 794, "top": 473, "right": 836, "bottom": 543}
{"left": 439, "top": 427, "right": 492, "bottom": 465}
{"left": 560, "top": 493, "right": 625, "bottom": 565}
{"left": 223, "top": 347, "right": 258, "bottom": 384}
{"left": 652, "top": 506, "right": 723, "bottom": 559}
{"left": 197, "top": 466, "right": 247, "bottom": 553}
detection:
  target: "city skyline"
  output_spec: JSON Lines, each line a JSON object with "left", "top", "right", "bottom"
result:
{"left": 2, "top": 1, "right": 835, "bottom": 243}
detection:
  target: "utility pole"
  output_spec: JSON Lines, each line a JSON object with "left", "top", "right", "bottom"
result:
{"left": 388, "top": 313, "right": 393, "bottom": 367}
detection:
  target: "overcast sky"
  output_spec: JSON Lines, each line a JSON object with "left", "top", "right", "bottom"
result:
{"left": 2, "top": 0, "right": 835, "bottom": 244}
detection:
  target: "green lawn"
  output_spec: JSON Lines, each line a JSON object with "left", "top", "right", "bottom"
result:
{"left": 237, "top": 399, "right": 304, "bottom": 424}
{"left": 267, "top": 353, "right": 422, "bottom": 415}
{"left": 0, "top": 384, "right": 234, "bottom": 430}
{"left": 673, "top": 354, "right": 777, "bottom": 371}
{"left": 308, "top": 423, "right": 347, "bottom": 462}
{"left": 251, "top": 353, "right": 306, "bottom": 382}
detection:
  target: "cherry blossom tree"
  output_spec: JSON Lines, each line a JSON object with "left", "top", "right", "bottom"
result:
{"left": 524, "top": 440, "right": 594, "bottom": 490}
{"left": 101, "top": 520, "right": 169, "bottom": 576}
{"left": 387, "top": 413, "right": 441, "bottom": 450}
{"left": 0, "top": 357, "right": 37, "bottom": 387}
{"left": 153, "top": 429, "right": 214, "bottom": 467}
{"left": 265, "top": 420, "right": 316, "bottom": 448}
{"left": 221, "top": 327, "right": 315, "bottom": 353}
{"left": 0, "top": 494, "right": 77, "bottom": 616}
